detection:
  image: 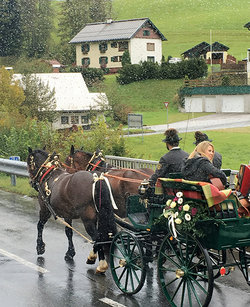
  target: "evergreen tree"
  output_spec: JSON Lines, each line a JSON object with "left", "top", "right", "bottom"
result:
{"left": 58, "top": 0, "right": 113, "bottom": 64}
{"left": 121, "top": 50, "right": 131, "bottom": 67}
{"left": 0, "top": 0, "right": 22, "bottom": 56}
{"left": 20, "top": 74, "right": 57, "bottom": 122}
{"left": 19, "top": 0, "right": 53, "bottom": 57}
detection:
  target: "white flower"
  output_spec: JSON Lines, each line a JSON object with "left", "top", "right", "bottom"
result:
{"left": 176, "top": 192, "right": 183, "bottom": 198}
{"left": 177, "top": 198, "right": 183, "bottom": 204}
{"left": 163, "top": 209, "right": 171, "bottom": 218}
{"left": 166, "top": 199, "right": 172, "bottom": 206}
{"left": 170, "top": 201, "right": 177, "bottom": 208}
{"left": 175, "top": 218, "right": 182, "bottom": 224}
{"left": 183, "top": 204, "right": 190, "bottom": 211}
{"left": 174, "top": 212, "right": 179, "bottom": 218}
{"left": 185, "top": 213, "right": 191, "bottom": 221}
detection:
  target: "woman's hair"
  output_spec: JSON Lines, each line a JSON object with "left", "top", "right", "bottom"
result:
{"left": 188, "top": 141, "right": 214, "bottom": 161}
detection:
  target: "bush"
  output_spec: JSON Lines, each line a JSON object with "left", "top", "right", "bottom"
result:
{"left": 70, "top": 66, "right": 104, "bottom": 86}
{"left": 117, "top": 58, "right": 208, "bottom": 85}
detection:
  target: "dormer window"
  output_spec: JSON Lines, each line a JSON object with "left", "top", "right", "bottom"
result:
{"left": 81, "top": 43, "right": 90, "bottom": 54}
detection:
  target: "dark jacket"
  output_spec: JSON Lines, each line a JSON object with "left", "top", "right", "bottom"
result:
{"left": 213, "top": 151, "right": 222, "bottom": 169}
{"left": 181, "top": 154, "right": 227, "bottom": 186}
{"left": 150, "top": 148, "right": 189, "bottom": 184}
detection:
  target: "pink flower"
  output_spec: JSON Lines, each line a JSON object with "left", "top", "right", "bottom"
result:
{"left": 191, "top": 208, "right": 198, "bottom": 216}
{"left": 178, "top": 205, "right": 183, "bottom": 211}
{"left": 173, "top": 197, "right": 178, "bottom": 201}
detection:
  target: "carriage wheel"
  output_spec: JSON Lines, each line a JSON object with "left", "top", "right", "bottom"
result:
{"left": 208, "top": 249, "right": 227, "bottom": 279}
{"left": 109, "top": 230, "right": 146, "bottom": 294}
{"left": 158, "top": 233, "right": 214, "bottom": 307}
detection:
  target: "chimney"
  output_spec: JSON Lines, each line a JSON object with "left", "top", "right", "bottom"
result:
{"left": 52, "top": 64, "right": 60, "bottom": 73}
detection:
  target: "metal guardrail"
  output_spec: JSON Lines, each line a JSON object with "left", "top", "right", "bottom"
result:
{"left": 0, "top": 158, "right": 29, "bottom": 177}
{"left": 0, "top": 156, "right": 158, "bottom": 179}
{"left": 0, "top": 157, "right": 237, "bottom": 185}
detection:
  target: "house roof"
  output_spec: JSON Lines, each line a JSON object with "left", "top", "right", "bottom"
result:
{"left": 182, "top": 41, "right": 229, "bottom": 57}
{"left": 13, "top": 73, "right": 106, "bottom": 112}
{"left": 244, "top": 22, "right": 250, "bottom": 30}
{"left": 69, "top": 18, "right": 167, "bottom": 44}
{"left": 182, "top": 42, "right": 210, "bottom": 57}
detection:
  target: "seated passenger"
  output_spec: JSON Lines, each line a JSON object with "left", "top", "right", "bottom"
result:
{"left": 150, "top": 128, "right": 189, "bottom": 185}
{"left": 193, "top": 131, "right": 222, "bottom": 169}
{"left": 182, "top": 141, "right": 227, "bottom": 187}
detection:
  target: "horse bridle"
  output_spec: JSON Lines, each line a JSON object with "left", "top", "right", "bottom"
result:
{"left": 86, "top": 151, "right": 107, "bottom": 171}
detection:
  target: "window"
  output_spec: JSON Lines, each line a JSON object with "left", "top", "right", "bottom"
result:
{"left": 82, "top": 57, "right": 90, "bottom": 67}
{"left": 81, "top": 43, "right": 90, "bottom": 54}
{"left": 81, "top": 115, "right": 89, "bottom": 124}
{"left": 99, "top": 42, "right": 108, "bottom": 53}
{"left": 147, "top": 43, "right": 155, "bottom": 51}
{"left": 119, "top": 56, "right": 123, "bottom": 62}
{"left": 61, "top": 116, "right": 69, "bottom": 124}
{"left": 71, "top": 116, "right": 79, "bottom": 124}
{"left": 147, "top": 56, "right": 155, "bottom": 63}
{"left": 118, "top": 41, "right": 128, "bottom": 52}
{"left": 99, "top": 57, "right": 108, "bottom": 67}
{"left": 111, "top": 42, "right": 117, "bottom": 48}
{"left": 111, "top": 56, "right": 119, "bottom": 62}
{"left": 143, "top": 30, "right": 150, "bottom": 36}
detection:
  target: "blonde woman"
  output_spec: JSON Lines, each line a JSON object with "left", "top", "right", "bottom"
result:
{"left": 181, "top": 141, "right": 227, "bottom": 186}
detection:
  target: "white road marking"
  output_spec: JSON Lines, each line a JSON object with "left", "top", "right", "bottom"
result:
{"left": 99, "top": 297, "right": 127, "bottom": 307}
{"left": 0, "top": 248, "right": 49, "bottom": 274}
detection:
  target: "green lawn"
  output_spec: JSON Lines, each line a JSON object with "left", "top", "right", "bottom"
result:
{"left": 125, "top": 127, "right": 250, "bottom": 170}
{"left": 113, "top": 0, "right": 250, "bottom": 61}
{"left": 91, "top": 75, "right": 210, "bottom": 126}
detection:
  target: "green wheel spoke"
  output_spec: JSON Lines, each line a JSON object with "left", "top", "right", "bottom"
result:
{"left": 189, "top": 275, "right": 209, "bottom": 295}
{"left": 117, "top": 267, "right": 127, "bottom": 283}
{"left": 187, "top": 278, "right": 203, "bottom": 307}
{"left": 180, "top": 280, "right": 186, "bottom": 307}
{"left": 171, "top": 278, "right": 184, "bottom": 302}
{"left": 163, "top": 277, "right": 179, "bottom": 288}
{"left": 160, "top": 250, "right": 181, "bottom": 269}
{"left": 159, "top": 267, "right": 177, "bottom": 273}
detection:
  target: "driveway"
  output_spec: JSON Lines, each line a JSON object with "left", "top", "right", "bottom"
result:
{"left": 145, "top": 113, "right": 250, "bottom": 134}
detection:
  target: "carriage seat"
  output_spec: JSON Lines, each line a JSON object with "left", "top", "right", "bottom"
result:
{"left": 155, "top": 178, "right": 238, "bottom": 218}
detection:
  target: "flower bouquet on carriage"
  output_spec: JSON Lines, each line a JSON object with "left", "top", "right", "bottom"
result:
{"left": 157, "top": 191, "right": 213, "bottom": 238}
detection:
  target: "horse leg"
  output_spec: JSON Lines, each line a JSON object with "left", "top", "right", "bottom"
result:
{"left": 37, "top": 210, "right": 51, "bottom": 255}
{"left": 84, "top": 221, "right": 98, "bottom": 265}
{"left": 95, "top": 244, "right": 108, "bottom": 274}
{"left": 64, "top": 218, "right": 76, "bottom": 261}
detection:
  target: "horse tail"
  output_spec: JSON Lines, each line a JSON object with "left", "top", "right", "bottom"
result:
{"left": 94, "top": 175, "right": 117, "bottom": 242}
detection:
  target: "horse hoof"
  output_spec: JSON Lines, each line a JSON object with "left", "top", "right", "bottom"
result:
{"left": 96, "top": 260, "right": 108, "bottom": 273}
{"left": 86, "top": 258, "right": 96, "bottom": 265}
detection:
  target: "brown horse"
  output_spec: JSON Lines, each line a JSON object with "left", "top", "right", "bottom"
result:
{"left": 27, "top": 147, "right": 116, "bottom": 273}
{"left": 65, "top": 145, "right": 154, "bottom": 217}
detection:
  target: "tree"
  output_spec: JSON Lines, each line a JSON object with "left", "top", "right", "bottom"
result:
{"left": 19, "top": 0, "right": 54, "bottom": 57}
{"left": 121, "top": 50, "right": 131, "bottom": 67}
{"left": 58, "top": 0, "right": 113, "bottom": 64}
{"left": 0, "top": 66, "right": 25, "bottom": 127}
{"left": 19, "top": 74, "right": 57, "bottom": 122}
{"left": 0, "top": 0, "right": 22, "bottom": 56}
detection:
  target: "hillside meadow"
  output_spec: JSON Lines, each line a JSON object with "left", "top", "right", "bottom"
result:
{"left": 124, "top": 127, "right": 250, "bottom": 171}
{"left": 113, "top": 0, "right": 250, "bottom": 61}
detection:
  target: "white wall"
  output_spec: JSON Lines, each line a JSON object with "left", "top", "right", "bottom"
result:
{"left": 184, "top": 94, "right": 250, "bottom": 113}
{"left": 130, "top": 38, "right": 162, "bottom": 64}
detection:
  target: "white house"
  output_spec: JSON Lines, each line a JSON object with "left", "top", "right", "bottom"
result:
{"left": 14, "top": 73, "right": 107, "bottom": 130}
{"left": 69, "top": 18, "right": 167, "bottom": 72}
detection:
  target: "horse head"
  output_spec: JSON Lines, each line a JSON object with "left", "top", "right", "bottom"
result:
{"left": 86, "top": 148, "right": 108, "bottom": 172}
{"left": 27, "top": 147, "right": 60, "bottom": 182}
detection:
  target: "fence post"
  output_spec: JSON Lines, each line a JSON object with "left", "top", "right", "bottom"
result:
{"left": 9, "top": 156, "right": 20, "bottom": 186}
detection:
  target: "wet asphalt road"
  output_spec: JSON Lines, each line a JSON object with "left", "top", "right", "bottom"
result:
{"left": 0, "top": 190, "right": 249, "bottom": 307}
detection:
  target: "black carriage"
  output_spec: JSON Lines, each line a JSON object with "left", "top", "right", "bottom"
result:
{"left": 109, "top": 171, "right": 250, "bottom": 307}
